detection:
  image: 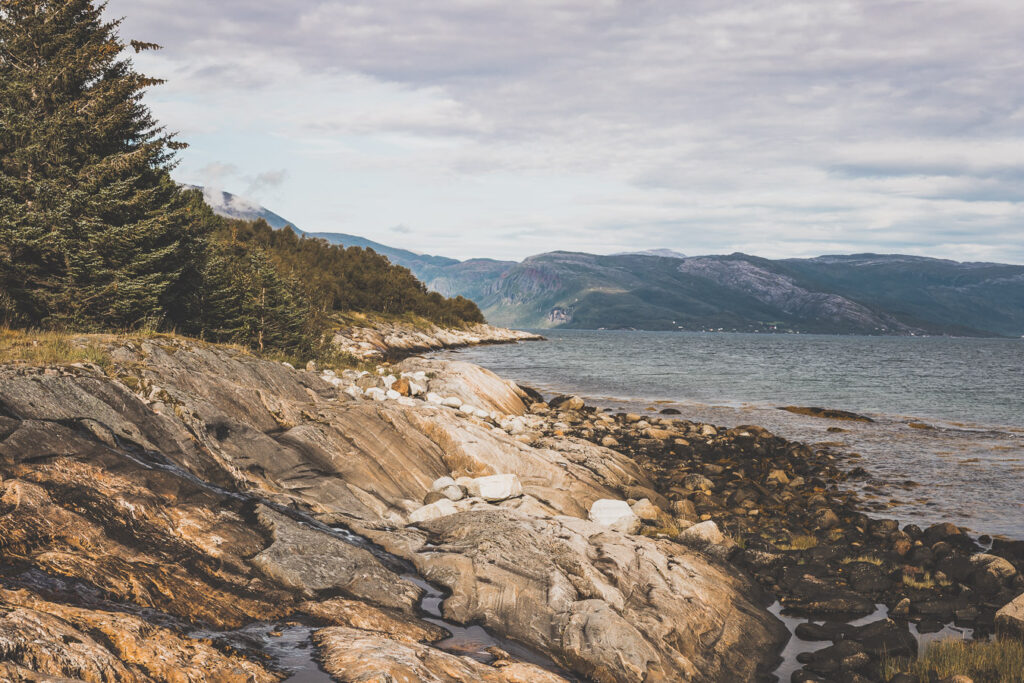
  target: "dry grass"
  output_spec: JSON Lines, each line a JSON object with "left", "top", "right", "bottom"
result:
{"left": 901, "top": 570, "right": 952, "bottom": 590}
{"left": 0, "top": 328, "right": 113, "bottom": 370}
{"left": 841, "top": 554, "right": 884, "bottom": 565}
{"left": 773, "top": 534, "right": 819, "bottom": 550}
{"left": 883, "top": 637, "right": 1024, "bottom": 683}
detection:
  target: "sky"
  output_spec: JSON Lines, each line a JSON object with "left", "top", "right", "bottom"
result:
{"left": 106, "top": 0, "right": 1024, "bottom": 263}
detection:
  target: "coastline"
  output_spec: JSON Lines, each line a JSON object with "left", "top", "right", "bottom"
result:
{"left": 0, "top": 333, "right": 1021, "bottom": 682}
{"left": 331, "top": 315, "right": 544, "bottom": 361}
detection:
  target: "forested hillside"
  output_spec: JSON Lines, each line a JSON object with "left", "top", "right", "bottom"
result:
{"left": 0, "top": 1, "right": 482, "bottom": 361}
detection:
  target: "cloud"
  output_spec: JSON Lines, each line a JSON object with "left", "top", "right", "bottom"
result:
{"left": 105, "top": 0, "right": 1024, "bottom": 263}
{"left": 390, "top": 224, "right": 413, "bottom": 234}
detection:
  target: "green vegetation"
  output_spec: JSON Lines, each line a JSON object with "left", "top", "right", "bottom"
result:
{"left": 883, "top": 637, "right": 1024, "bottom": 683}
{"left": 0, "top": 0, "right": 483, "bottom": 362}
{"left": 0, "top": 328, "right": 113, "bottom": 369}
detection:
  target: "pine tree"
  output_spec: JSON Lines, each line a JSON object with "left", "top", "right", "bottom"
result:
{"left": 0, "top": 0, "right": 204, "bottom": 329}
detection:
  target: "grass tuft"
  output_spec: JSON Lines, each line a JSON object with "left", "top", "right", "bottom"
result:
{"left": 883, "top": 637, "right": 1024, "bottom": 683}
{"left": 773, "top": 534, "right": 819, "bottom": 550}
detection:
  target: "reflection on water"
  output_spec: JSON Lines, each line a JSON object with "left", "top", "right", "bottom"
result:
{"left": 439, "top": 331, "right": 1024, "bottom": 537}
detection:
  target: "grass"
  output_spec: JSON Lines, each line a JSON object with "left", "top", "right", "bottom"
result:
{"left": 883, "top": 637, "right": 1024, "bottom": 683}
{"left": 773, "top": 534, "right": 819, "bottom": 550}
{"left": 841, "top": 554, "right": 884, "bottom": 565}
{"left": 0, "top": 328, "right": 113, "bottom": 370}
{"left": 901, "top": 570, "right": 952, "bottom": 590}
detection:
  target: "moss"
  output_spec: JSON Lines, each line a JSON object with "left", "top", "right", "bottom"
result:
{"left": 883, "top": 637, "right": 1024, "bottom": 683}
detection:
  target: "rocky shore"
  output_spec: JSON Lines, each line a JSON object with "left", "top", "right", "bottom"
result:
{"left": 331, "top": 316, "right": 543, "bottom": 360}
{"left": 0, "top": 336, "right": 1021, "bottom": 682}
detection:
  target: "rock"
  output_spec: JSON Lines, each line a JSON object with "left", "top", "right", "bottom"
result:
{"left": 814, "top": 508, "right": 841, "bottom": 530}
{"left": 682, "top": 473, "right": 714, "bottom": 491}
{"left": 408, "top": 381, "right": 426, "bottom": 396}
{"left": 252, "top": 506, "right": 420, "bottom": 611}
{"left": 442, "top": 396, "right": 464, "bottom": 408}
{"left": 314, "top": 627, "right": 569, "bottom": 682}
{"left": 678, "top": 520, "right": 729, "bottom": 547}
{"left": 413, "top": 510, "right": 787, "bottom": 682}
{"left": 429, "top": 477, "right": 466, "bottom": 501}
{"left": 529, "top": 402, "right": 550, "bottom": 414}
{"left": 600, "top": 435, "right": 619, "bottom": 448}
{"left": 393, "top": 378, "right": 411, "bottom": 396}
{"left": 408, "top": 499, "right": 459, "bottom": 524}
{"left": 671, "top": 499, "right": 698, "bottom": 521}
{"left": 922, "top": 522, "right": 963, "bottom": 546}
{"left": 624, "top": 413, "right": 644, "bottom": 423}
{"left": 630, "top": 498, "right": 661, "bottom": 522}
{"left": 699, "top": 424, "right": 717, "bottom": 437}
{"left": 464, "top": 474, "right": 523, "bottom": 502}
{"left": 426, "top": 391, "right": 444, "bottom": 404}
{"left": 551, "top": 395, "right": 585, "bottom": 411}
{"left": 588, "top": 499, "right": 641, "bottom": 533}
{"left": 385, "top": 389, "right": 402, "bottom": 400}
{"left": 305, "top": 360, "right": 317, "bottom": 372}
{"left": 365, "top": 387, "right": 386, "bottom": 401}
{"left": 766, "top": 469, "right": 790, "bottom": 486}
{"left": 995, "top": 591, "right": 1024, "bottom": 640}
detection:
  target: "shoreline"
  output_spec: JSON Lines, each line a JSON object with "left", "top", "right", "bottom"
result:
{"left": 331, "top": 317, "right": 544, "bottom": 361}
{"left": 0, "top": 335, "right": 1021, "bottom": 682}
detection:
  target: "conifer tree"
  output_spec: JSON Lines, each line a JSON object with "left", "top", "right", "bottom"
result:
{"left": 0, "top": 0, "right": 203, "bottom": 329}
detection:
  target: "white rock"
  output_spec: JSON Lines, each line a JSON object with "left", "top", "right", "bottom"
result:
{"left": 396, "top": 397, "right": 418, "bottom": 407}
{"left": 425, "top": 392, "right": 444, "bottom": 405}
{"left": 365, "top": 387, "right": 387, "bottom": 402}
{"left": 459, "top": 403, "right": 479, "bottom": 415}
{"left": 465, "top": 474, "right": 523, "bottom": 502}
{"left": 343, "top": 385, "right": 364, "bottom": 399}
{"left": 473, "top": 408, "right": 491, "bottom": 420}
{"left": 588, "top": 499, "right": 641, "bottom": 534}
{"left": 408, "top": 381, "right": 425, "bottom": 396}
{"left": 281, "top": 362, "right": 295, "bottom": 370}
{"left": 408, "top": 499, "right": 458, "bottom": 524}
{"left": 382, "top": 374, "right": 397, "bottom": 389}
{"left": 442, "top": 396, "right": 463, "bottom": 409}
{"left": 385, "top": 389, "right": 402, "bottom": 400}
{"left": 431, "top": 476, "right": 458, "bottom": 492}
{"left": 678, "top": 520, "right": 727, "bottom": 546}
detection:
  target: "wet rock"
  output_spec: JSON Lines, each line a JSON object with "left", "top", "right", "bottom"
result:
{"left": 300, "top": 597, "right": 447, "bottom": 641}
{"left": 550, "top": 395, "right": 585, "bottom": 412}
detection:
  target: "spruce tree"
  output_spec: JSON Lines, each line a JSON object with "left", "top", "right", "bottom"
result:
{"left": 0, "top": 0, "right": 203, "bottom": 329}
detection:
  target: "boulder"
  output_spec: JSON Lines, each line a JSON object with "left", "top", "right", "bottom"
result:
{"left": 408, "top": 499, "right": 459, "bottom": 524}
{"left": 995, "top": 591, "right": 1024, "bottom": 640}
{"left": 442, "top": 396, "right": 463, "bottom": 409}
{"left": 631, "top": 498, "right": 662, "bottom": 522}
{"left": 600, "top": 435, "right": 620, "bottom": 448}
{"left": 588, "top": 499, "right": 641, "bottom": 534}
{"left": 766, "top": 469, "right": 790, "bottom": 486}
{"left": 426, "top": 392, "right": 444, "bottom": 405}
{"left": 465, "top": 474, "right": 523, "bottom": 502}
{"left": 678, "top": 520, "right": 728, "bottom": 547}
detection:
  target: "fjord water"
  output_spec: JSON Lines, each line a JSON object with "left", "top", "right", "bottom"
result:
{"left": 442, "top": 330, "right": 1024, "bottom": 537}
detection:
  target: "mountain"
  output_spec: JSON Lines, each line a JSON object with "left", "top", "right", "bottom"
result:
{"left": 457, "top": 251, "right": 1024, "bottom": 336}
{"left": 198, "top": 193, "right": 1024, "bottom": 337}
{"left": 613, "top": 248, "right": 687, "bottom": 259}
{"left": 188, "top": 186, "right": 297, "bottom": 230}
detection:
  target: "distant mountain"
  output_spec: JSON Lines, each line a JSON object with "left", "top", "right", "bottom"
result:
{"left": 612, "top": 248, "right": 687, "bottom": 259}
{"left": 189, "top": 186, "right": 298, "bottom": 230}
{"left": 197, "top": 193, "right": 1024, "bottom": 337}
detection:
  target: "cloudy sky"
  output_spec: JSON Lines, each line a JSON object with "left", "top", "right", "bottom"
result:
{"left": 107, "top": 0, "right": 1024, "bottom": 263}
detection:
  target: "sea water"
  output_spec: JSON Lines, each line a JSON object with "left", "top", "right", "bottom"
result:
{"left": 440, "top": 331, "right": 1024, "bottom": 537}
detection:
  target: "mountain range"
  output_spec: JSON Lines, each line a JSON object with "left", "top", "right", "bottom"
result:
{"left": 203, "top": 192, "right": 1024, "bottom": 337}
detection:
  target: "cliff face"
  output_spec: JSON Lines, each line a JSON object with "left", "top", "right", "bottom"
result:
{"left": 0, "top": 338, "right": 785, "bottom": 682}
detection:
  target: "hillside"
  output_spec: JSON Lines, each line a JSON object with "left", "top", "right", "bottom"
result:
{"left": 199, "top": 196, "right": 1024, "bottom": 337}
